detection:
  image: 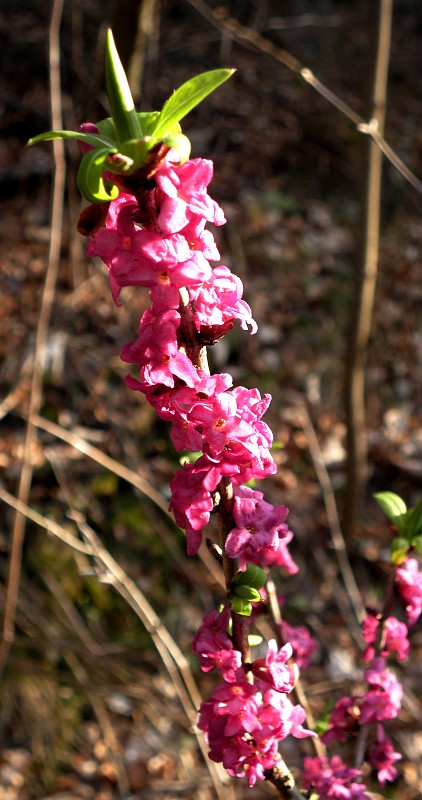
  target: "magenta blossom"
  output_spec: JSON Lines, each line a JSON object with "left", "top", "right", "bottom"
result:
{"left": 190, "top": 265, "right": 257, "bottom": 334}
{"left": 198, "top": 677, "right": 314, "bottom": 787}
{"left": 251, "top": 639, "right": 296, "bottom": 692}
{"left": 279, "top": 621, "right": 317, "bottom": 670}
{"left": 362, "top": 613, "right": 409, "bottom": 662}
{"left": 169, "top": 455, "right": 224, "bottom": 555}
{"left": 367, "top": 725, "right": 401, "bottom": 785}
{"left": 225, "top": 486, "right": 290, "bottom": 558}
{"left": 121, "top": 307, "right": 199, "bottom": 388}
{"left": 360, "top": 657, "right": 403, "bottom": 724}
{"left": 238, "top": 528, "right": 299, "bottom": 573}
{"left": 395, "top": 557, "right": 422, "bottom": 627}
{"left": 322, "top": 696, "right": 361, "bottom": 744}
{"left": 192, "top": 606, "right": 242, "bottom": 682}
{"left": 155, "top": 158, "right": 226, "bottom": 234}
{"left": 303, "top": 755, "right": 369, "bottom": 800}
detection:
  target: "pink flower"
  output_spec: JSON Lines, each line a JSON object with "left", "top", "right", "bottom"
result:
{"left": 155, "top": 158, "right": 226, "bottom": 234}
{"left": 121, "top": 308, "right": 199, "bottom": 388}
{"left": 78, "top": 121, "right": 100, "bottom": 154}
{"left": 322, "top": 696, "right": 361, "bottom": 744}
{"left": 86, "top": 193, "right": 141, "bottom": 304}
{"left": 303, "top": 755, "right": 369, "bottom": 799}
{"left": 225, "top": 486, "right": 290, "bottom": 558}
{"left": 193, "top": 606, "right": 242, "bottom": 682}
{"left": 395, "top": 557, "right": 422, "bottom": 627}
{"left": 238, "top": 528, "right": 299, "bottom": 573}
{"left": 251, "top": 640, "right": 296, "bottom": 692}
{"left": 169, "top": 455, "right": 223, "bottom": 555}
{"left": 360, "top": 657, "right": 403, "bottom": 724}
{"left": 279, "top": 621, "right": 317, "bottom": 669}
{"left": 362, "top": 614, "right": 409, "bottom": 662}
{"left": 198, "top": 677, "right": 314, "bottom": 787}
{"left": 190, "top": 265, "right": 257, "bottom": 334}
{"left": 367, "top": 725, "right": 401, "bottom": 785}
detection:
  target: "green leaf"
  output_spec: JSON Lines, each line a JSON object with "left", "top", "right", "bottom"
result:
{"left": 76, "top": 147, "right": 119, "bottom": 204}
{"left": 231, "top": 563, "right": 266, "bottom": 591}
{"left": 105, "top": 29, "right": 142, "bottom": 143}
{"left": 232, "top": 585, "right": 261, "bottom": 602}
{"left": 97, "top": 117, "right": 118, "bottom": 141}
{"left": 404, "top": 497, "right": 422, "bottom": 539}
{"left": 28, "top": 130, "right": 116, "bottom": 149}
{"left": 374, "top": 492, "right": 407, "bottom": 526}
{"left": 314, "top": 700, "right": 334, "bottom": 736}
{"left": 136, "top": 111, "right": 162, "bottom": 136}
{"left": 153, "top": 69, "right": 234, "bottom": 139}
{"left": 231, "top": 596, "right": 252, "bottom": 616}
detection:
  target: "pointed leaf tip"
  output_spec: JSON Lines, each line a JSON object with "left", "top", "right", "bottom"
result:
{"left": 152, "top": 68, "right": 235, "bottom": 139}
{"left": 105, "top": 29, "right": 141, "bottom": 143}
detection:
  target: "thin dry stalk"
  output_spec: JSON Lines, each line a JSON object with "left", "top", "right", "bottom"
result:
{"left": 300, "top": 405, "right": 365, "bottom": 634}
{"left": 0, "top": 0, "right": 66, "bottom": 674}
{"left": 343, "top": 0, "right": 393, "bottom": 539}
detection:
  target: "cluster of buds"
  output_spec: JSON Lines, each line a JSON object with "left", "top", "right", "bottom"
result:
{"left": 29, "top": 31, "right": 422, "bottom": 798}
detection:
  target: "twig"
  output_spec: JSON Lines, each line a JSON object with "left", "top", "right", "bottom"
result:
{"left": 0, "top": 0, "right": 66, "bottom": 675}
{"left": 343, "top": 0, "right": 393, "bottom": 538}
{"left": 0, "top": 483, "right": 94, "bottom": 556}
{"left": 32, "top": 413, "right": 171, "bottom": 514}
{"left": 299, "top": 405, "right": 366, "bottom": 630}
{"left": 264, "top": 762, "right": 306, "bottom": 800}
{"left": 185, "top": 0, "right": 422, "bottom": 194}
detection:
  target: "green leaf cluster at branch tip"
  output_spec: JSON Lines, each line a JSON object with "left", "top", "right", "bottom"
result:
{"left": 27, "top": 29, "right": 234, "bottom": 204}
{"left": 374, "top": 491, "right": 422, "bottom": 563}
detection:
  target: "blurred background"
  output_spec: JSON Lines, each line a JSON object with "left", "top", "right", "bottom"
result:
{"left": 0, "top": 1, "right": 421, "bottom": 798}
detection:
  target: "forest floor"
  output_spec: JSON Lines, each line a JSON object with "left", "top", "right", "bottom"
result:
{"left": 0, "top": 2, "right": 421, "bottom": 799}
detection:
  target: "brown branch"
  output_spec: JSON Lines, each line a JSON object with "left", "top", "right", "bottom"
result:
{"left": 264, "top": 762, "right": 306, "bottom": 800}
{"left": 299, "top": 405, "right": 365, "bottom": 631}
{"left": 343, "top": 0, "right": 393, "bottom": 539}
{"left": 185, "top": 0, "right": 422, "bottom": 194}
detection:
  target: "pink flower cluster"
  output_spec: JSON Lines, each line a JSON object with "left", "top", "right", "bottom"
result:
{"left": 303, "top": 755, "right": 369, "bottom": 799}
{"left": 362, "top": 613, "right": 409, "bottom": 663}
{"left": 319, "top": 552, "right": 422, "bottom": 789}
{"left": 322, "top": 638, "right": 404, "bottom": 784}
{"left": 86, "top": 150, "right": 296, "bottom": 568}
{"left": 194, "top": 606, "right": 314, "bottom": 786}
{"left": 84, "top": 145, "right": 305, "bottom": 783}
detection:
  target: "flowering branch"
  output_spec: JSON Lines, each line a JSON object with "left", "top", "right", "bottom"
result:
{"left": 29, "top": 29, "right": 422, "bottom": 800}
